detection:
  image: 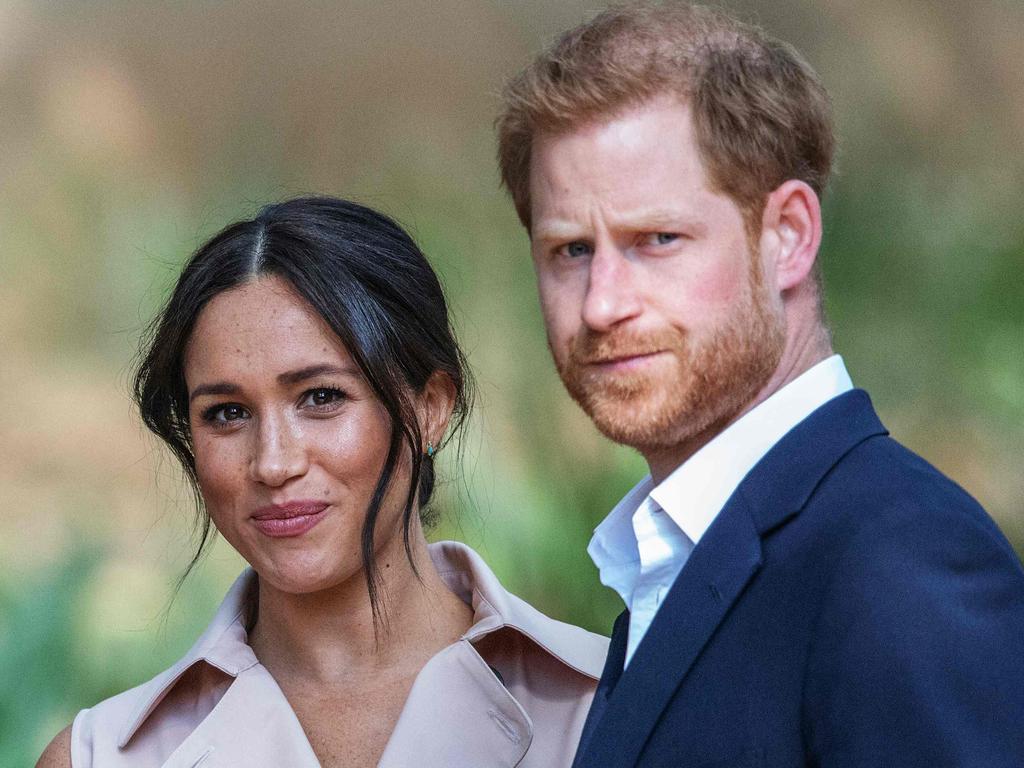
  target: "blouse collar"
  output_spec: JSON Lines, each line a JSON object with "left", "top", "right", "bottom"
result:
{"left": 117, "top": 540, "right": 605, "bottom": 748}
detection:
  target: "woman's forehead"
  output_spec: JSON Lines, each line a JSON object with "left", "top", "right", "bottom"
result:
{"left": 184, "top": 276, "right": 353, "bottom": 383}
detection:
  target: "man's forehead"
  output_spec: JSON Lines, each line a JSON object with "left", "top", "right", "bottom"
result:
{"left": 530, "top": 101, "right": 705, "bottom": 184}
{"left": 531, "top": 206, "right": 709, "bottom": 243}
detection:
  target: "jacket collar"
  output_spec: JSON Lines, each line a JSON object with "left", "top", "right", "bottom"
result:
{"left": 739, "top": 389, "right": 887, "bottom": 535}
{"left": 119, "top": 540, "right": 604, "bottom": 750}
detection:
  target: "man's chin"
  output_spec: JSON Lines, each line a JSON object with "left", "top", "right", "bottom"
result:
{"left": 578, "top": 396, "right": 689, "bottom": 451}
{"left": 574, "top": 385, "right": 747, "bottom": 456}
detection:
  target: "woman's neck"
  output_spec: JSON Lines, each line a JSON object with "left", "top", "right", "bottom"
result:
{"left": 247, "top": 529, "right": 473, "bottom": 685}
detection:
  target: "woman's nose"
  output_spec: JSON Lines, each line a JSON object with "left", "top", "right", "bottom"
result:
{"left": 248, "top": 414, "right": 309, "bottom": 486}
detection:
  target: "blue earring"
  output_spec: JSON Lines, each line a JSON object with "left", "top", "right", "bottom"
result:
{"left": 426, "top": 442, "right": 436, "bottom": 458}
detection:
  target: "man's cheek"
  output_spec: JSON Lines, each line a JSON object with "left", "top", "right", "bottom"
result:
{"left": 538, "top": 293, "right": 570, "bottom": 339}
{"left": 687, "top": 258, "right": 748, "bottom": 307}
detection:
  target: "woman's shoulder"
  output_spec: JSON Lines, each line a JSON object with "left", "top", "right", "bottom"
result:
{"left": 65, "top": 662, "right": 196, "bottom": 766}
{"left": 61, "top": 571, "right": 257, "bottom": 766}
{"left": 36, "top": 724, "right": 72, "bottom": 768}
{"left": 38, "top": 672, "right": 165, "bottom": 768}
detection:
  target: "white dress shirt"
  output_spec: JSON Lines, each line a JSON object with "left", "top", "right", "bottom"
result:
{"left": 588, "top": 355, "right": 854, "bottom": 667}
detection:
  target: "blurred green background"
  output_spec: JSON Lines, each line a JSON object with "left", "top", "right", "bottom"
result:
{"left": 2, "top": 0, "right": 1022, "bottom": 762}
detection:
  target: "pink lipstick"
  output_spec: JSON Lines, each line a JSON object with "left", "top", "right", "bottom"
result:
{"left": 251, "top": 501, "right": 330, "bottom": 538}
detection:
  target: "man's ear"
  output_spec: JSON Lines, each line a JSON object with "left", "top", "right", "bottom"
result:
{"left": 417, "top": 371, "right": 457, "bottom": 452}
{"left": 760, "top": 179, "right": 822, "bottom": 292}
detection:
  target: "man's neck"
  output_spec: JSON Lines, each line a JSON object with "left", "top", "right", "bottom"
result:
{"left": 645, "top": 328, "right": 833, "bottom": 484}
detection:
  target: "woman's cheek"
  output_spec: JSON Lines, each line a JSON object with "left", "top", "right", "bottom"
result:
{"left": 194, "top": 438, "right": 247, "bottom": 519}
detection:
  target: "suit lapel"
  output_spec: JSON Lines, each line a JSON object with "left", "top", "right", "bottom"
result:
{"left": 573, "top": 390, "right": 888, "bottom": 768}
{"left": 575, "top": 494, "right": 763, "bottom": 768}
{"left": 572, "top": 610, "right": 629, "bottom": 767}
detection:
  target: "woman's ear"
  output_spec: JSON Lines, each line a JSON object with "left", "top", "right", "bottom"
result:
{"left": 417, "top": 371, "right": 457, "bottom": 452}
{"left": 759, "top": 179, "right": 823, "bottom": 293}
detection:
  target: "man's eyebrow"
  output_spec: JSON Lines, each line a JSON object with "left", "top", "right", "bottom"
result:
{"left": 532, "top": 211, "right": 706, "bottom": 244}
{"left": 531, "top": 220, "right": 588, "bottom": 244}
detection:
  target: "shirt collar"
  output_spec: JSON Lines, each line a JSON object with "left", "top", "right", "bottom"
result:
{"left": 652, "top": 354, "right": 853, "bottom": 544}
{"left": 588, "top": 355, "right": 853, "bottom": 581}
{"left": 587, "top": 477, "right": 653, "bottom": 584}
{"left": 119, "top": 540, "right": 605, "bottom": 747}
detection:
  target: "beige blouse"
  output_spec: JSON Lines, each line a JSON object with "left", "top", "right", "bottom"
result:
{"left": 71, "top": 541, "right": 608, "bottom": 767}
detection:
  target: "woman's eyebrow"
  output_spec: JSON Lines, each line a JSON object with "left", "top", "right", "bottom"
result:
{"left": 189, "top": 364, "right": 359, "bottom": 402}
{"left": 276, "top": 363, "right": 358, "bottom": 385}
{"left": 189, "top": 382, "right": 239, "bottom": 402}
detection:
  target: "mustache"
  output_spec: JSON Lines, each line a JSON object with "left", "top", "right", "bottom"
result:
{"left": 569, "top": 328, "right": 687, "bottom": 365}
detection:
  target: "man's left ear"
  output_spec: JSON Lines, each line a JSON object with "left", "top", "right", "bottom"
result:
{"left": 418, "top": 371, "right": 457, "bottom": 453}
{"left": 759, "top": 179, "right": 822, "bottom": 292}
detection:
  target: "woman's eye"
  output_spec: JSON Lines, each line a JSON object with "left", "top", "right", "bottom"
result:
{"left": 558, "top": 241, "right": 592, "bottom": 259}
{"left": 202, "top": 403, "right": 249, "bottom": 425}
{"left": 301, "top": 387, "right": 346, "bottom": 409}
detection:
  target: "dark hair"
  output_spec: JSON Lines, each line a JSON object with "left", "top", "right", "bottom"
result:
{"left": 134, "top": 196, "right": 471, "bottom": 628}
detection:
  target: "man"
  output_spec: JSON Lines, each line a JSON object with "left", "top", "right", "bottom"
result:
{"left": 496, "top": 3, "right": 1024, "bottom": 766}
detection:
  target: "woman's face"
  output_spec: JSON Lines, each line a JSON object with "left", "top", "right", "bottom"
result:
{"left": 183, "top": 275, "right": 407, "bottom": 595}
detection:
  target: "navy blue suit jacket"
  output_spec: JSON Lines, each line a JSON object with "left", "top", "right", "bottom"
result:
{"left": 572, "top": 390, "right": 1024, "bottom": 768}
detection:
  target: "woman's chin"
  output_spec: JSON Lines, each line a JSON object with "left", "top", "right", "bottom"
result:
{"left": 253, "top": 554, "right": 360, "bottom": 597}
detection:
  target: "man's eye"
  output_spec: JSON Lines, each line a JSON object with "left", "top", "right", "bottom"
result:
{"left": 202, "top": 404, "right": 249, "bottom": 424}
{"left": 559, "top": 241, "right": 592, "bottom": 259}
{"left": 646, "top": 232, "right": 678, "bottom": 246}
{"left": 301, "top": 387, "right": 345, "bottom": 409}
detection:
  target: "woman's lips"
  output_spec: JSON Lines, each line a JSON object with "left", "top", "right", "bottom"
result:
{"left": 251, "top": 501, "right": 330, "bottom": 538}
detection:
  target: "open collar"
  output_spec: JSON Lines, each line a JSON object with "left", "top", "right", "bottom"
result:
{"left": 650, "top": 354, "right": 854, "bottom": 544}
{"left": 117, "top": 540, "right": 604, "bottom": 752}
{"left": 116, "top": 570, "right": 259, "bottom": 749}
{"left": 573, "top": 389, "right": 889, "bottom": 768}
{"left": 589, "top": 356, "right": 853, "bottom": 573}
{"left": 431, "top": 540, "right": 606, "bottom": 680}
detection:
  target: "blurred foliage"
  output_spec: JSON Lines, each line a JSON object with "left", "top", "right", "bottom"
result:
{"left": 1, "top": 0, "right": 1022, "bottom": 760}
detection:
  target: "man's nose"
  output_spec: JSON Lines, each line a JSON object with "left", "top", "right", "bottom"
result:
{"left": 248, "top": 414, "right": 308, "bottom": 487}
{"left": 581, "top": 244, "right": 642, "bottom": 332}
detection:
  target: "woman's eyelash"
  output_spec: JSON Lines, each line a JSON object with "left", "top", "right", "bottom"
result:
{"left": 302, "top": 386, "right": 347, "bottom": 407}
{"left": 196, "top": 387, "right": 347, "bottom": 425}
{"left": 200, "top": 403, "right": 248, "bottom": 423}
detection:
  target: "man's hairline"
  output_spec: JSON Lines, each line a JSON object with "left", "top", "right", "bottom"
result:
{"left": 519, "top": 91, "right": 765, "bottom": 243}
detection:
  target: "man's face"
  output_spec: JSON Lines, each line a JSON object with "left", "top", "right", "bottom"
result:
{"left": 528, "top": 96, "right": 786, "bottom": 464}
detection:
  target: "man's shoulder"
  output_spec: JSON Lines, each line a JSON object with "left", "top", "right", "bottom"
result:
{"left": 781, "top": 427, "right": 1024, "bottom": 602}
{"left": 816, "top": 431, "right": 999, "bottom": 536}
{"left": 746, "top": 387, "right": 1006, "bottom": 556}
{"left": 754, "top": 412, "right": 1022, "bottom": 591}
{"left": 794, "top": 435, "right": 1024, "bottom": 765}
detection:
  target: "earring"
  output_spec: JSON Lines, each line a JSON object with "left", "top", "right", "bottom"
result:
{"left": 426, "top": 442, "right": 436, "bottom": 458}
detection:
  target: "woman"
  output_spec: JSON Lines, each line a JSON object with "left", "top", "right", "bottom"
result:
{"left": 38, "top": 196, "right": 607, "bottom": 768}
